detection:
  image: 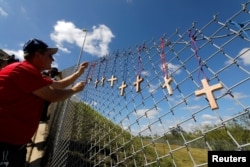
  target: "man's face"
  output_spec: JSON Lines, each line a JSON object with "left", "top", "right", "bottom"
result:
{"left": 39, "top": 50, "right": 54, "bottom": 70}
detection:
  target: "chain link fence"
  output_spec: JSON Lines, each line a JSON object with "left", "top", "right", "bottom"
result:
{"left": 43, "top": 1, "right": 250, "bottom": 166}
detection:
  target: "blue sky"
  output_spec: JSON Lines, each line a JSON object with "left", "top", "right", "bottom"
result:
{"left": 0, "top": 0, "right": 248, "bottom": 69}
{"left": 1, "top": 0, "right": 250, "bottom": 135}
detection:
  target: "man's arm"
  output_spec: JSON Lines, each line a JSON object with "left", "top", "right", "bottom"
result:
{"left": 33, "top": 81, "right": 86, "bottom": 102}
{"left": 52, "top": 62, "right": 89, "bottom": 89}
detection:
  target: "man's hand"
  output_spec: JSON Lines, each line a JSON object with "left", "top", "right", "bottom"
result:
{"left": 76, "top": 62, "right": 89, "bottom": 76}
{"left": 33, "top": 81, "right": 87, "bottom": 102}
{"left": 72, "top": 81, "right": 86, "bottom": 92}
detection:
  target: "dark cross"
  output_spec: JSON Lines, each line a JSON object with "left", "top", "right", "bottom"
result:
{"left": 133, "top": 75, "right": 144, "bottom": 92}
{"left": 108, "top": 75, "right": 117, "bottom": 87}
{"left": 162, "top": 76, "right": 173, "bottom": 95}
{"left": 195, "top": 79, "right": 223, "bottom": 110}
{"left": 94, "top": 79, "right": 99, "bottom": 88}
{"left": 88, "top": 77, "right": 92, "bottom": 84}
{"left": 119, "top": 81, "right": 127, "bottom": 96}
{"left": 100, "top": 77, "right": 105, "bottom": 86}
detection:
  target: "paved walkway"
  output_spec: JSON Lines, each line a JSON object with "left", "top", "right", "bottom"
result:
{"left": 26, "top": 122, "right": 48, "bottom": 167}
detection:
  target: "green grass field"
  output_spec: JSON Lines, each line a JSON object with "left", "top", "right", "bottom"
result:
{"left": 152, "top": 142, "right": 208, "bottom": 166}
{"left": 71, "top": 102, "right": 249, "bottom": 166}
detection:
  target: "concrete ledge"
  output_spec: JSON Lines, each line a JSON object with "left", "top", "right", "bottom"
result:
{"left": 26, "top": 123, "right": 48, "bottom": 167}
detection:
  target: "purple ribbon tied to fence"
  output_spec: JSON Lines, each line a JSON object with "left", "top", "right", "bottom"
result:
{"left": 160, "top": 38, "right": 169, "bottom": 79}
{"left": 136, "top": 44, "right": 146, "bottom": 76}
{"left": 87, "top": 62, "right": 97, "bottom": 83}
{"left": 188, "top": 29, "right": 207, "bottom": 81}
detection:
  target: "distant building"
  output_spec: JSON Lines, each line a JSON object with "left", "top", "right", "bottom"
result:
{"left": 0, "top": 49, "right": 10, "bottom": 59}
{"left": 0, "top": 49, "right": 10, "bottom": 69}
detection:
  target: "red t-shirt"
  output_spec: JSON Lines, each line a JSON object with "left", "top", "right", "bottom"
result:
{"left": 0, "top": 61, "right": 53, "bottom": 145}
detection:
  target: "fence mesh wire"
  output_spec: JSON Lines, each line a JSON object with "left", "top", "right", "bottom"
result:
{"left": 44, "top": 2, "right": 250, "bottom": 167}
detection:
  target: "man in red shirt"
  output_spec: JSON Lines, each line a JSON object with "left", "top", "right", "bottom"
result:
{"left": 0, "top": 38, "right": 89, "bottom": 167}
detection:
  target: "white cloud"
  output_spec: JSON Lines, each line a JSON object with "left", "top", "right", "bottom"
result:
{"left": 224, "top": 48, "right": 250, "bottom": 66}
{"left": 201, "top": 114, "right": 218, "bottom": 120}
{"left": 0, "top": 7, "right": 8, "bottom": 16}
{"left": 186, "top": 105, "right": 202, "bottom": 111}
{"left": 141, "top": 70, "right": 150, "bottom": 77}
{"left": 20, "top": 6, "right": 27, "bottom": 14}
{"left": 148, "top": 83, "right": 159, "bottom": 93}
{"left": 239, "top": 48, "right": 250, "bottom": 65}
{"left": 224, "top": 59, "right": 234, "bottom": 66}
{"left": 168, "top": 63, "right": 181, "bottom": 75}
{"left": 233, "top": 92, "right": 249, "bottom": 99}
{"left": 201, "top": 120, "right": 212, "bottom": 126}
{"left": 135, "top": 108, "right": 159, "bottom": 119}
{"left": 222, "top": 89, "right": 249, "bottom": 100}
{"left": 161, "top": 63, "right": 181, "bottom": 75}
{"left": 50, "top": 20, "right": 115, "bottom": 57}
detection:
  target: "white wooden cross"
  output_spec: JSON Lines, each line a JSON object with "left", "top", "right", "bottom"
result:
{"left": 108, "top": 75, "right": 117, "bottom": 87}
{"left": 162, "top": 76, "right": 173, "bottom": 95}
{"left": 195, "top": 78, "right": 223, "bottom": 110}
{"left": 119, "top": 81, "right": 127, "bottom": 96}
{"left": 133, "top": 75, "right": 144, "bottom": 92}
